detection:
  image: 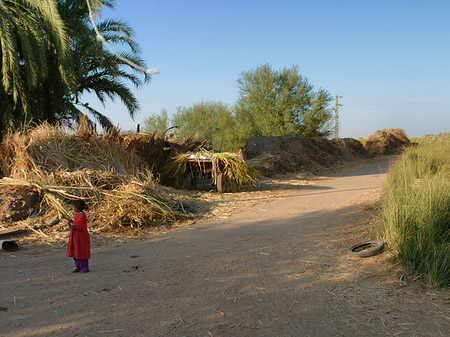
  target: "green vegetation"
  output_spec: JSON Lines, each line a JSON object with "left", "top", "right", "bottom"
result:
{"left": 379, "top": 135, "right": 450, "bottom": 288}
{"left": 145, "top": 65, "right": 333, "bottom": 152}
{"left": 55, "top": 0, "right": 149, "bottom": 129}
{"left": 0, "top": 0, "right": 68, "bottom": 132}
{"left": 143, "top": 108, "right": 170, "bottom": 136}
{"left": 172, "top": 102, "right": 236, "bottom": 151}
{"left": 144, "top": 102, "right": 237, "bottom": 150}
{"left": 234, "top": 64, "right": 332, "bottom": 140}
{"left": 0, "top": 0, "right": 150, "bottom": 138}
{"left": 408, "top": 136, "right": 423, "bottom": 144}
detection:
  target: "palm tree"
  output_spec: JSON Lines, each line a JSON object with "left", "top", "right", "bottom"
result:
{"left": 0, "top": 0, "right": 68, "bottom": 124}
{"left": 64, "top": 6, "right": 150, "bottom": 129}
{"left": 1, "top": 0, "right": 151, "bottom": 136}
{"left": 42, "top": 0, "right": 151, "bottom": 130}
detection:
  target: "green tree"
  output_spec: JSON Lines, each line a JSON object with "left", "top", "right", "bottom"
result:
{"left": 0, "top": 0, "right": 69, "bottom": 135}
{"left": 234, "top": 64, "right": 332, "bottom": 142}
{"left": 52, "top": 0, "right": 150, "bottom": 129}
{"left": 143, "top": 108, "right": 170, "bottom": 135}
{"left": 172, "top": 101, "right": 237, "bottom": 152}
{"left": 0, "top": 0, "right": 151, "bottom": 137}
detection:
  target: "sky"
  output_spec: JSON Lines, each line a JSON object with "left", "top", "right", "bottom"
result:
{"left": 90, "top": 0, "right": 450, "bottom": 138}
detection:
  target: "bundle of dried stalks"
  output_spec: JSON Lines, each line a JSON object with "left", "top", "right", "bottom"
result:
{"left": 168, "top": 151, "right": 260, "bottom": 192}
{"left": 0, "top": 122, "right": 143, "bottom": 179}
{"left": 212, "top": 152, "right": 260, "bottom": 190}
{"left": 91, "top": 177, "right": 178, "bottom": 230}
{"left": 0, "top": 123, "right": 188, "bottom": 231}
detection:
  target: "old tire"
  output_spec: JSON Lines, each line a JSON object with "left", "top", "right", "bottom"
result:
{"left": 216, "top": 173, "right": 225, "bottom": 193}
{"left": 0, "top": 240, "right": 19, "bottom": 252}
{"left": 348, "top": 240, "right": 384, "bottom": 257}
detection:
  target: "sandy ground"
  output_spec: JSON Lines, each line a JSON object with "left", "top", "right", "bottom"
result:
{"left": 1, "top": 158, "right": 449, "bottom": 337}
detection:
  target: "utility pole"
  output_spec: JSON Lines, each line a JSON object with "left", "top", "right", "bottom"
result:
{"left": 332, "top": 95, "right": 343, "bottom": 140}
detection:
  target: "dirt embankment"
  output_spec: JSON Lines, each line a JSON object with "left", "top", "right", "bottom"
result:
{"left": 0, "top": 186, "right": 40, "bottom": 224}
{"left": 245, "top": 135, "right": 369, "bottom": 177}
{"left": 244, "top": 129, "right": 412, "bottom": 177}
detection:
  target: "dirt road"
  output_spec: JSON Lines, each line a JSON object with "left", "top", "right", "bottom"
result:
{"left": 1, "top": 159, "right": 449, "bottom": 337}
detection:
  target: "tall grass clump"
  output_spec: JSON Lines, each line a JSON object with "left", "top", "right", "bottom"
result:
{"left": 379, "top": 134, "right": 450, "bottom": 288}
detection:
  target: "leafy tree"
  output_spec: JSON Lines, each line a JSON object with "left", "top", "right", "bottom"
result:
{"left": 143, "top": 108, "right": 170, "bottom": 135}
{"left": 172, "top": 101, "right": 237, "bottom": 152}
{"left": 234, "top": 64, "right": 332, "bottom": 142}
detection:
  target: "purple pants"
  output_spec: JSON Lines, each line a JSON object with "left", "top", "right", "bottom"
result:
{"left": 74, "top": 258, "right": 89, "bottom": 273}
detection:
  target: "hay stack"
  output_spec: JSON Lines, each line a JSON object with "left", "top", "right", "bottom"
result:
{"left": 0, "top": 123, "right": 187, "bottom": 230}
{"left": 363, "top": 128, "right": 410, "bottom": 155}
{"left": 0, "top": 122, "right": 142, "bottom": 179}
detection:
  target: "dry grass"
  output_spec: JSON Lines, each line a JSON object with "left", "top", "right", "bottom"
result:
{"left": 167, "top": 150, "right": 260, "bottom": 192}
{"left": 212, "top": 152, "right": 260, "bottom": 190}
{"left": 0, "top": 122, "right": 191, "bottom": 233}
{"left": 0, "top": 121, "right": 143, "bottom": 179}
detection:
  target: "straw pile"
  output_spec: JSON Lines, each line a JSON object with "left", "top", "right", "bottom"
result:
{"left": 212, "top": 153, "right": 260, "bottom": 190}
{"left": 363, "top": 128, "right": 410, "bottom": 155}
{"left": 119, "top": 133, "right": 205, "bottom": 185}
{"left": 168, "top": 151, "right": 260, "bottom": 192}
{"left": 0, "top": 122, "right": 188, "bottom": 231}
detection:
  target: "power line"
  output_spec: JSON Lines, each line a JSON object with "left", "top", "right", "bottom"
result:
{"left": 345, "top": 101, "right": 450, "bottom": 106}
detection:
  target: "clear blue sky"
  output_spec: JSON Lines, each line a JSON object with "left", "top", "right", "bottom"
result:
{"left": 92, "top": 0, "right": 450, "bottom": 138}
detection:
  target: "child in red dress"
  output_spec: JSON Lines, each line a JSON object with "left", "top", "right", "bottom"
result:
{"left": 67, "top": 199, "right": 90, "bottom": 273}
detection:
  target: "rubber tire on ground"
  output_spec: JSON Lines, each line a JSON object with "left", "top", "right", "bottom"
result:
{"left": 0, "top": 240, "right": 19, "bottom": 251}
{"left": 216, "top": 173, "right": 225, "bottom": 193}
{"left": 348, "top": 240, "right": 384, "bottom": 257}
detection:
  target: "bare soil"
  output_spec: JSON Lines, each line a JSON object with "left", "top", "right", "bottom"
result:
{"left": 1, "top": 157, "right": 449, "bottom": 337}
{"left": 0, "top": 186, "right": 40, "bottom": 224}
{"left": 245, "top": 135, "right": 369, "bottom": 177}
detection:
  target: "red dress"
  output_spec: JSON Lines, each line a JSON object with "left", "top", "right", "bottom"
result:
{"left": 66, "top": 212, "right": 90, "bottom": 260}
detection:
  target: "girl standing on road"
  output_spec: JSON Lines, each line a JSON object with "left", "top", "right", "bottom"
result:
{"left": 67, "top": 199, "right": 90, "bottom": 273}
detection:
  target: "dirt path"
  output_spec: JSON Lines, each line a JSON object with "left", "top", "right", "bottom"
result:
{"left": 1, "top": 159, "right": 449, "bottom": 337}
